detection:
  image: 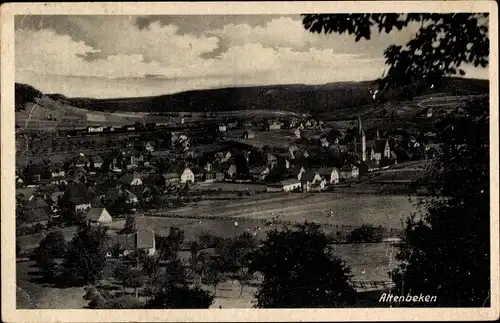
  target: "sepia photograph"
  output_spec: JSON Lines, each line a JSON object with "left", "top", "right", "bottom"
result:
{"left": 1, "top": 1, "right": 498, "bottom": 322}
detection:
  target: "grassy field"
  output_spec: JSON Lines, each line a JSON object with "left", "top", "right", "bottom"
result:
{"left": 17, "top": 239, "right": 398, "bottom": 309}
{"left": 151, "top": 193, "right": 415, "bottom": 230}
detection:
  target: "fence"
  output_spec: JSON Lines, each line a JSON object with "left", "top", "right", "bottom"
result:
{"left": 352, "top": 280, "right": 395, "bottom": 291}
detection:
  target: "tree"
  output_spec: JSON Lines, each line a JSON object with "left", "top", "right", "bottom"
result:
{"left": 302, "top": 14, "right": 489, "bottom": 95}
{"left": 302, "top": 13, "right": 490, "bottom": 307}
{"left": 145, "top": 284, "right": 214, "bottom": 309}
{"left": 62, "top": 222, "right": 108, "bottom": 286}
{"left": 34, "top": 229, "right": 67, "bottom": 276}
{"left": 249, "top": 222, "right": 356, "bottom": 308}
{"left": 121, "top": 215, "right": 137, "bottom": 234}
{"left": 145, "top": 256, "right": 215, "bottom": 309}
{"left": 155, "top": 226, "right": 185, "bottom": 261}
{"left": 390, "top": 98, "right": 490, "bottom": 306}
{"left": 346, "top": 224, "right": 384, "bottom": 243}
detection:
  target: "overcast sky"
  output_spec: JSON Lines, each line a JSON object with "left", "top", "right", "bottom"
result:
{"left": 15, "top": 15, "right": 489, "bottom": 98}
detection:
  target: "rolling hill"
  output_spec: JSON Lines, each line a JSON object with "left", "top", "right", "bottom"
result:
{"left": 15, "top": 78, "right": 488, "bottom": 119}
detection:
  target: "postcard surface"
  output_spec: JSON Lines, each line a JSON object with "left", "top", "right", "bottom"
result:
{"left": 1, "top": 1, "right": 498, "bottom": 322}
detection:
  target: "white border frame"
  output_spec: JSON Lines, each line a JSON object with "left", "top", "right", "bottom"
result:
{"left": 1, "top": 2, "right": 498, "bottom": 322}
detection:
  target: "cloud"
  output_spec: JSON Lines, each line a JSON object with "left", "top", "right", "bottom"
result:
{"left": 15, "top": 15, "right": 488, "bottom": 98}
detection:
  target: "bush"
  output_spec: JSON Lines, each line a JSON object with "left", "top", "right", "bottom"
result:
{"left": 347, "top": 224, "right": 384, "bottom": 243}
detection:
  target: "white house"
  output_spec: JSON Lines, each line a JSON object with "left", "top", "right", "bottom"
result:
{"left": 317, "top": 167, "right": 340, "bottom": 184}
{"left": 301, "top": 170, "right": 326, "bottom": 192}
{"left": 294, "top": 128, "right": 301, "bottom": 139}
{"left": 86, "top": 207, "right": 112, "bottom": 225}
{"left": 218, "top": 124, "right": 227, "bottom": 132}
{"left": 145, "top": 142, "right": 155, "bottom": 152}
{"left": 281, "top": 178, "right": 302, "bottom": 192}
{"left": 180, "top": 167, "right": 195, "bottom": 183}
{"left": 87, "top": 126, "right": 104, "bottom": 133}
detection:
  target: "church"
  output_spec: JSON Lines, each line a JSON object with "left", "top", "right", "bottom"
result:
{"left": 349, "top": 116, "right": 394, "bottom": 165}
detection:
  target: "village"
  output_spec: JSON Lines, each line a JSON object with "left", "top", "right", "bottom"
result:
{"left": 15, "top": 110, "right": 439, "bottom": 236}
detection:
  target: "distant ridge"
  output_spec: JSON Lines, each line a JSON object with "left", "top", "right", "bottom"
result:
{"left": 16, "top": 78, "right": 488, "bottom": 115}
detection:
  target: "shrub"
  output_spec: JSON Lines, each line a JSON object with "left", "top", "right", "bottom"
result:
{"left": 347, "top": 224, "right": 384, "bottom": 243}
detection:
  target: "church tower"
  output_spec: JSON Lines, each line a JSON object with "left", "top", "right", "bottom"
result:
{"left": 361, "top": 128, "right": 366, "bottom": 161}
{"left": 357, "top": 116, "right": 363, "bottom": 136}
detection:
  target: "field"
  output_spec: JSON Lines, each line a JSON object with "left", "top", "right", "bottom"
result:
{"left": 149, "top": 193, "right": 416, "bottom": 230}
{"left": 17, "top": 239, "right": 398, "bottom": 309}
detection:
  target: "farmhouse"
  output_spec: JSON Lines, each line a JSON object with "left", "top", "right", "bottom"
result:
{"left": 218, "top": 124, "right": 227, "bottom": 132}
{"left": 86, "top": 207, "right": 112, "bottom": 225}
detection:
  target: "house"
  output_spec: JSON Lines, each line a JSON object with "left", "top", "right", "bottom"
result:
{"left": 226, "top": 164, "right": 237, "bottom": 178}
{"left": 74, "top": 155, "right": 90, "bottom": 168}
{"left": 163, "top": 172, "right": 180, "bottom": 186}
{"left": 267, "top": 178, "right": 302, "bottom": 192}
{"left": 242, "top": 130, "right": 256, "bottom": 139}
{"left": 294, "top": 128, "right": 301, "bottom": 139}
{"left": 218, "top": 124, "right": 227, "bottom": 132}
{"left": 289, "top": 166, "right": 306, "bottom": 181}
{"left": 119, "top": 172, "right": 143, "bottom": 186}
{"left": 50, "top": 191, "right": 65, "bottom": 204}
{"left": 129, "top": 153, "right": 144, "bottom": 168}
{"left": 87, "top": 126, "right": 104, "bottom": 133}
{"left": 92, "top": 155, "right": 104, "bottom": 169}
{"left": 426, "top": 107, "right": 433, "bottom": 118}
{"left": 359, "top": 160, "right": 379, "bottom": 175}
{"left": 267, "top": 153, "right": 278, "bottom": 169}
{"left": 227, "top": 120, "right": 238, "bottom": 129}
{"left": 339, "top": 163, "right": 359, "bottom": 180}
{"left": 267, "top": 120, "right": 281, "bottom": 130}
{"left": 67, "top": 197, "right": 92, "bottom": 213}
{"left": 50, "top": 166, "right": 65, "bottom": 179}
{"left": 301, "top": 170, "right": 326, "bottom": 192}
{"left": 278, "top": 153, "right": 291, "bottom": 169}
{"left": 317, "top": 167, "right": 340, "bottom": 185}
{"left": 215, "top": 151, "right": 232, "bottom": 163}
{"left": 214, "top": 172, "right": 225, "bottom": 181}
{"left": 249, "top": 166, "right": 270, "bottom": 181}
{"left": 86, "top": 207, "right": 112, "bottom": 225}
{"left": 320, "top": 137, "right": 330, "bottom": 148}
{"left": 288, "top": 145, "right": 299, "bottom": 159}
{"left": 180, "top": 167, "right": 195, "bottom": 184}
{"left": 145, "top": 142, "right": 155, "bottom": 152}
{"left": 116, "top": 228, "right": 156, "bottom": 256}
{"left": 106, "top": 188, "right": 138, "bottom": 205}
{"left": 280, "top": 178, "right": 302, "bottom": 192}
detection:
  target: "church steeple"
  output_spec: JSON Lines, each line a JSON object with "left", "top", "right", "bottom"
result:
{"left": 357, "top": 116, "right": 363, "bottom": 136}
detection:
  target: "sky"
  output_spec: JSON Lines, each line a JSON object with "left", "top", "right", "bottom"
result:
{"left": 15, "top": 15, "right": 489, "bottom": 98}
